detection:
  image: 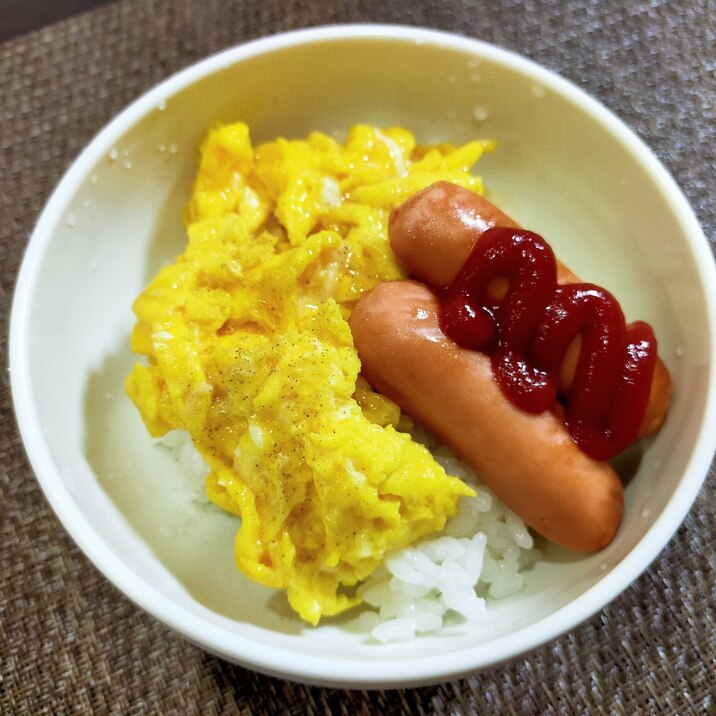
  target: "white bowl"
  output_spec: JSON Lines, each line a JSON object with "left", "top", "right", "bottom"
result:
{"left": 10, "top": 25, "right": 716, "bottom": 688}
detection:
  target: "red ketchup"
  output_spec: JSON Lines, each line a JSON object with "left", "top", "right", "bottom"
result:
{"left": 439, "top": 227, "right": 657, "bottom": 460}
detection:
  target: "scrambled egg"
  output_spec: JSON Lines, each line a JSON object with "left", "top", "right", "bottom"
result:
{"left": 126, "top": 123, "right": 492, "bottom": 624}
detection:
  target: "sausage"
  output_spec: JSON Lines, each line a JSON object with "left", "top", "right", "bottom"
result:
{"left": 389, "top": 181, "right": 671, "bottom": 439}
{"left": 350, "top": 280, "right": 623, "bottom": 552}
{"left": 389, "top": 180, "right": 579, "bottom": 287}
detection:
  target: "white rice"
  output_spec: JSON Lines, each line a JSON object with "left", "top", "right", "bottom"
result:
{"left": 157, "top": 424, "right": 540, "bottom": 643}
{"left": 156, "top": 430, "right": 209, "bottom": 480}
{"left": 351, "top": 422, "right": 540, "bottom": 642}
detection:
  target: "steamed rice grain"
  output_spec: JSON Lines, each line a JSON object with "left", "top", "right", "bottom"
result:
{"left": 351, "top": 427, "right": 538, "bottom": 642}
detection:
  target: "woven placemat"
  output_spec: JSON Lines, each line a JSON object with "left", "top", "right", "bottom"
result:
{"left": 1, "top": 0, "right": 714, "bottom": 712}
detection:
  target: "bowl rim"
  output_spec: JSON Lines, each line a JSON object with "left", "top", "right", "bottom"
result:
{"left": 9, "top": 23, "right": 716, "bottom": 688}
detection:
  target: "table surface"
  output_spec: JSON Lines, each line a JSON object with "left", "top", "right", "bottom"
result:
{"left": 1, "top": 0, "right": 714, "bottom": 713}
{"left": 0, "top": 0, "right": 118, "bottom": 42}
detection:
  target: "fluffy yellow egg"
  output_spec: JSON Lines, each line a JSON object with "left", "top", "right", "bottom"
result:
{"left": 126, "top": 123, "right": 493, "bottom": 624}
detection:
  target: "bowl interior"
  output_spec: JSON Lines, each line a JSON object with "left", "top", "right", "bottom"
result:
{"left": 12, "top": 28, "right": 715, "bottom": 686}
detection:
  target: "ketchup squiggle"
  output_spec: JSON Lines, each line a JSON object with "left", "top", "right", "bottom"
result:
{"left": 439, "top": 227, "right": 657, "bottom": 460}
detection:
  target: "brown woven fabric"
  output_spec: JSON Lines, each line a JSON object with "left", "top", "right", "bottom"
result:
{"left": 1, "top": 0, "right": 714, "bottom": 712}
